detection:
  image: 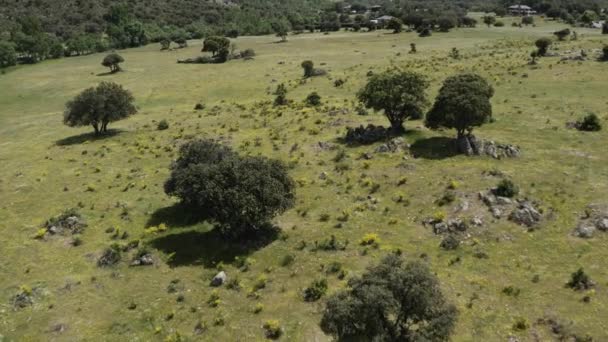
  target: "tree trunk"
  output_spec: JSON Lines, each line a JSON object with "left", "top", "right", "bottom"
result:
{"left": 93, "top": 123, "right": 100, "bottom": 136}
{"left": 388, "top": 115, "right": 405, "bottom": 135}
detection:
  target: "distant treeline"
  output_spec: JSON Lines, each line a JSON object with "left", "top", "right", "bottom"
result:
{"left": 0, "top": 0, "right": 606, "bottom": 68}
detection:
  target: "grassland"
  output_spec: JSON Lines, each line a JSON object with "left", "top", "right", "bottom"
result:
{"left": 1, "top": 15, "right": 608, "bottom": 341}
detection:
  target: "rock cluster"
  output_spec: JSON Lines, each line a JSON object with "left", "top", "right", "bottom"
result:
{"left": 374, "top": 137, "right": 408, "bottom": 153}
{"left": 44, "top": 209, "right": 87, "bottom": 235}
{"left": 479, "top": 191, "right": 542, "bottom": 228}
{"left": 210, "top": 271, "right": 227, "bottom": 287}
{"left": 573, "top": 205, "right": 608, "bottom": 238}
{"left": 457, "top": 134, "right": 520, "bottom": 159}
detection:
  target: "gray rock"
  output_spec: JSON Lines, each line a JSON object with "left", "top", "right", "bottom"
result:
{"left": 491, "top": 207, "right": 502, "bottom": 218}
{"left": 496, "top": 196, "right": 513, "bottom": 205}
{"left": 456, "top": 135, "right": 473, "bottom": 155}
{"left": 595, "top": 217, "right": 608, "bottom": 231}
{"left": 456, "top": 200, "right": 470, "bottom": 212}
{"left": 447, "top": 218, "right": 467, "bottom": 232}
{"left": 131, "top": 254, "right": 154, "bottom": 266}
{"left": 471, "top": 217, "right": 483, "bottom": 226}
{"left": 319, "top": 172, "right": 328, "bottom": 180}
{"left": 211, "top": 271, "right": 227, "bottom": 287}
{"left": 509, "top": 202, "right": 542, "bottom": 227}
{"left": 574, "top": 225, "right": 596, "bottom": 238}
{"left": 433, "top": 222, "right": 449, "bottom": 234}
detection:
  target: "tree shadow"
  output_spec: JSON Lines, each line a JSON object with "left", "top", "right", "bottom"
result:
{"left": 145, "top": 204, "right": 204, "bottom": 229}
{"left": 96, "top": 70, "right": 123, "bottom": 77}
{"left": 410, "top": 136, "right": 460, "bottom": 160}
{"left": 146, "top": 204, "right": 278, "bottom": 267}
{"left": 55, "top": 129, "right": 123, "bottom": 146}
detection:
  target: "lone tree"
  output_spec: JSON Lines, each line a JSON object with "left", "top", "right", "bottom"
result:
{"left": 101, "top": 53, "right": 124, "bottom": 73}
{"left": 357, "top": 69, "right": 429, "bottom": 133}
{"left": 202, "top": 36, "right": 230, "bottom": 57}
{"left": 425, "top": 73, "right": 494, "bottom": 149}
{"left": 0, "top": 41, "right": 17, "bottom": 68}
{"left": 274, "top": 83, "right": 288, "bottom": 106}
{"left": 164, "top": 140, "right": 295, "bottom": 239}
{"left": 482, "top": 15, "right": 496, "bottom": 27}
{"left": 64, "top": 82, "right": 137, "bottom": 135}
{"left": 553, "top": 28, "right": 571, "bottom": 41}
{"left": 437, "top": 16, "right": 456, "bottom": 32}
{"left": 386, "top": 18, "right": 403, "bottom": 33}
{"left": 272, "top": 20, "right": 290, "bottom": 42}
{"left": 301, "top": 60, "right": 314, "bottom": 78}
{"left": 535, "top": 37, "right": 552, "bottom": 56}
{"left": 320, "top": 254, "right": 457, "bottom": 341}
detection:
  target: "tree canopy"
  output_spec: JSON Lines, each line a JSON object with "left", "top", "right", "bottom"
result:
{"left": 425, "top": 73, "right": 494, "bottom": 138}
{"left": 357, "top": 70, "right": 429, "bottom": 133}
{"left": 63, "top": 82, "right": 137, "bottom": 135}
{"left": 0, "top": 42, "right": 17, "bottom": 68}
{"left": 101, "top": 53, "right": 124, "bottom": 73}
{"left": 164, "top": 140, "right": 296, "bottom": 239}
{"left": 320, "top": 254, "right": 457, "bottom": 341}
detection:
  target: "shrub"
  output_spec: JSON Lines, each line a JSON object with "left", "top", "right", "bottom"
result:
{"left": 521, "top": 16, "right": 534, "bottom": 26}
{"left": 305, "top": 92, "right": 321, "bottom": 106}
{"left": 194, "top": 103, "right": 205, "bottom": 110}
{"left": 494, "top": 179, "right": 519, "bottom": 198}
{"left": 303, "top": 279, "right": 328, "bottom": 302}
{"left": 418, "top": 28, "right": 431, "bottom": 37}
{"left": 602, "top": 45, "right": 608, "bottom": 61}
{"left": 437, "top": 16, "right": 456, "bottom": 32}
{"left": 274, "top": 83, "right": 288, "bottom": 106}
{"left": 358, "top": 69, "right": 429, "bottom": 133}
{"left": 494, "top": 21, "right": 505, "bottom": 27}
{"left": 164, "top": 140, "right": 295, "bottom": 239}
{"left": 440, "top": 235, "right": 460, "bottom": 250}
{"left": 157, "top": 119, "right": 169, "bottom": 130}
{"left": 436, "top": 191, "right": 456, "bottom": 206}
{"left": 320, "top": 255, "right": 457, "bottom": 341}
{"left": 535, "top": 37, "right": 552, "bottom": 56}
{"left": 359, "top": 233, "right": 379, "bottom": 246}
{"left": 576, "top": 113, "right": 602, "bottom": 131}
{"left": 301, "top": 60, "right": 314, "bottom": 77}
{"left": 567, "top": 268, "right": 593, "bottom": 290}
{"left": 263, "top": 320, "right": 282, "bottom": 339}
{"left": 280, "top": 254, "right": 295, "bottom": 267}
{"left": 553, "top": 28, "right": 571, "bottom": 41}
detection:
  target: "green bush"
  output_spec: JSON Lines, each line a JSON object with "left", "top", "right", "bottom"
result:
{"left": 157, "top": 119, "right": 169, "bottom": 130}
{"left": 494, "top": 179, "right": 519, "bottom": 198}
{"left": 305, "top": 92, "right": 321, "bottom": 106}
{"left": 303, "top": 278, "right": 328, "bottom": 302}
{"left": 567, "top": 268, "right": 593, "bottom": 290}
{"left": 576, "top": 113, "right": 602, "bottom": 131}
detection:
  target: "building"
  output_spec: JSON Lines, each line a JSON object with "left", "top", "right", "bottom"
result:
{"left": 375, "top": 15, "right": 395, "bottom": 25}
{"left": 508, "top": 5, "right": 537, "bottom": 16}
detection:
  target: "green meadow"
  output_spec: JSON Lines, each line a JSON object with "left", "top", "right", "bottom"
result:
{"left": 1, "top": 15, "right": 608, "bottom": 341}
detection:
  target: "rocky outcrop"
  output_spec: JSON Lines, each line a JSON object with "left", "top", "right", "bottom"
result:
{"left": 457, "top": 134, "right": 520, "bottom": 159}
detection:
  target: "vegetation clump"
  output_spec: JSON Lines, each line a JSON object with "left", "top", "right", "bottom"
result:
{"left": 321, "top": 254, "right": 457, "bottom": 341}
{"left": 303, "top": 278, "right": 328, "bottom": 302}
{"left": 575, "top": 113, "right": 602, "bottom": 132}
{"left": 494, "top": 179, "right": 519, "bottom": 198}
{"left": 164, "top": 140, "right": 295, "bottom": 239}
{"left": 566, "top": 268, "right": 594, "bottom": 290}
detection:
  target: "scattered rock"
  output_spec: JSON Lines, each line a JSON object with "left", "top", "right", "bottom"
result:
{"left": 315, "top": 141, "right": 336, "bottom": 151}
{"left": 210, "top": 271, "right": 227, "bottom": 287}
{"left": 509, "top": 202, "right": 542, "bottom": 228}
{"left": 471, "top": 217, "right": 483, "bottom": 226}
{"left": 491, "top": 207, "right": 502, "bottom": 219}
{"left": 574, "top": 224, "right": 596, "bottom": 238}
{"left": 318, "top": 172, "right": 328, "bottom": 180}
{"left": 131, "top": 253, "right": 154, "bottom": 266}
{"left": 374, "top": 138, "right": 407, "bottom": 153}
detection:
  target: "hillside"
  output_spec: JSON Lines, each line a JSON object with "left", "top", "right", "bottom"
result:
{"left": 1, "top": 13, "right": 608, "bottom": 341}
